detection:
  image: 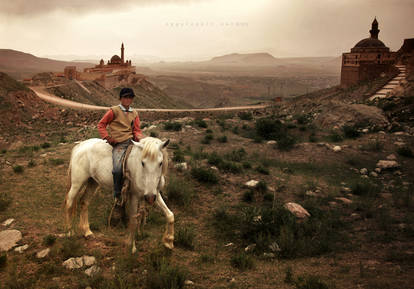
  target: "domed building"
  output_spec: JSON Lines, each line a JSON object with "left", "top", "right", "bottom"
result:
{"left": 340, "top": 18, "right": 396, "bottom": 87}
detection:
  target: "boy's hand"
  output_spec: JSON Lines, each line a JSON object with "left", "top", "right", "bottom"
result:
{"left": 105, "top": 137, "right": 117, "bottom": 146}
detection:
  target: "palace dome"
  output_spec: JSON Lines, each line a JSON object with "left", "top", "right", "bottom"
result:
{"left": 110, "top": 55, "right": 121, "bottom": 63}
{"left": 354, "top": 37, "right": 386, "bottom": 48}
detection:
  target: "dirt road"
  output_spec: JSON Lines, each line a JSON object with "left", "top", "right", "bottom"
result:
{"left": 30, "top": 86, "right": 269, "bottom": 112}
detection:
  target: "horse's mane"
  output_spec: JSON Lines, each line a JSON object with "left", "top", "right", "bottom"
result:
{"left": 141, "top": 138, "right": 169, "bottom": 175}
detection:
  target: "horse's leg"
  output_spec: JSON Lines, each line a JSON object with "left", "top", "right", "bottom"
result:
{"left": 127, "top": 193, "right": 139, "bottom": 254}
{"left": 79, "top": 179, "right": 99, "bottom": 238}
{"left": 65, "top": 181, "right": 85, "bottom": 236}
{"left": 155, "top": 193, "right": 174, "bottom": 249}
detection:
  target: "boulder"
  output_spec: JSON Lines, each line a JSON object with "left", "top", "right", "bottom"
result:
{"left": 63, "top": 255, "right": 96, "bottom": 270}
{"left": 174, "top": 162, "right": 187, "bottom": 170}
{"left": 0, "top": 229, "right": 22, "bottom": 251}
{"left": 245, "top": 180, "right": 259, "bottom": 188}
{"left": 2, "top": 218, "right": 15, "bottom": 227}
{"left": 266, "top": 140, "right": 277, "bottom": 145}
{"left": 284, "top": 202, "right": 310, "bottom": 218}
{"left": 36, "top": 248, "right": 50, "bottom": 258}
{"left": 332, "top": 146, "right": 342, "bottom": 152}
{"left": 84, "top": 265, "right": 100, "bottom": 277}
{"left": 376, "top": 160, "right": 400, "bottom": 170}
{"left": 360, "top": 168, "right": 368, "bottom": 175}
{"left": 14, "top": 244, "right": 29, "bottom": 253}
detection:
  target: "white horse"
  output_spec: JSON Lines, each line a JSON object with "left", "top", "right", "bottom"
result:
{"left": 64, "top": 137, "right": 174, "bottom": 253}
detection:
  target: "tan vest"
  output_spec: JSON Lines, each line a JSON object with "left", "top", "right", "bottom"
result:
{"left": 109, "top": 105, "right": 138, "bottom": 143}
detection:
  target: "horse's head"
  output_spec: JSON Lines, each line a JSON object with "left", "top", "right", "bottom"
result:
{"left": 131, "top": 137, "right": 169, "bottom": 205}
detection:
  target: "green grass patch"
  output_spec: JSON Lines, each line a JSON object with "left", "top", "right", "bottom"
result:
{"left": 191, "top": 167, "right": 219, "bottom": 184}
{"left": 163, "top": 121, "right": 182, "bottom": 131}
{"left": 166, "top": 175, "right": 195, "bottom": 206}
{"left": 175, "top": 226, "right": 195, "bottom": 250}
{"left": 231, "top": 252, "right": 254, "bottom": 271}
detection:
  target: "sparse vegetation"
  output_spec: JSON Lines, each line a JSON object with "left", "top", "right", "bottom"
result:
{"left": 191, "top": 167, "right": 219, "bottom": 184}
{"left": 342, "top": 124, "right": 361, "bottom": 139}
{"left": 195, "top": 118, "right": 208, "bottom": 128}
{"left": 231, "top": 252, "right": 254, "bottom": 270}
{"left": 0, "top": 192, "right": 12, "bottom": 212}
{"left": 166, "top": 175, "right": 195, "bottom": 206}
{"left": 163, "top": 121, "right": 182, "bottom": 131}
{"left": 239, "top": 111, "right": 253, "bottom": 121}
{"left": 13, "top": 165, "right": 24, "bottom": 173}
{"left": 175, "top": 226, "right": 195, "bottom": 250}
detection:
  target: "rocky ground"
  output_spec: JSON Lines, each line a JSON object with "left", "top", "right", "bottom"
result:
{"left": 0, "top": 67, "right": 413, "bottom": 288}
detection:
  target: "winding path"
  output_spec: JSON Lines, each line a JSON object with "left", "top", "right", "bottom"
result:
{"left": 30, "top": 86, "right": 269, "bottom": 112}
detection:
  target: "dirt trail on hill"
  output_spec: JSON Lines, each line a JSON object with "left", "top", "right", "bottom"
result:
{"left": 30, "top": 85, "right": 269, "bottom": 112}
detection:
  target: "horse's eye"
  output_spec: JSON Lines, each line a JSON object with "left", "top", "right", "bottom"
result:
{"left": 159, "top": 162, "right": 163, "bottom": 167}
{"left": 141, "top": 161, "right": 145, "bottom": 167}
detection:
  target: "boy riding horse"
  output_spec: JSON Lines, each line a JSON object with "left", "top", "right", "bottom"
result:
{"left": 97, "top": 87, "right": 143, "bottom": 208}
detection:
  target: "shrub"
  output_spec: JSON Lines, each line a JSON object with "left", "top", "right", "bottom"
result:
{"left": 49, "top": 158, "right": 64, "bottom": 166}
{"left": 309, "top": 133, "right": 317, "bottom": 143}
{"left": 201, "top": 134, "right": 213, "bottom": 144}
{"left": 0, "top": 192, "right": 12, "bottom": 212}
{"left": 255, "top": 118, "right": 287, "bottom": 140}
{"left": 58, "top": 237, "right": 84, "bottom": 259}
{"left": 224, "top": 148, "right": 247, "bottom": 162}
{"left": 163, "top": 122, "right": 182, "bottom": 131}
{"left": 242, "top": 161, "right": 252, "bottom": 169}
{"left": 397, "top": 146, "right": 413, "bottom": 158}
{"left": 217, "top": 135, "right": 228, "bottom": 143}
{"left": 207, "top": 152, "right": 223, "bottom": 166}
{"left": 13, "top": 165, "right": 24, "bottom": 173}
{"left": 146, "top": 250, "right": 187, "bottom": 289}
{"left": 294, "top": 274, "right": 329, "bottom": 289}
{"left": 343, "top": 125, "right": 361, "bottom": 139}
{"left": 0, "top": 253, "right": 6, "bottom": 269}
{"left": 150, "top": 131, "right": 158, "bottom": 138}
{"left": 232, "top": 126, "right": 239, "bottom": 135}
{"left": 256, "top": 180, "right": 268, "bottom": 193}
{"left": 218, "top": 160, "right": 243, "bottom": 174}
{"left": 239, "top": 112, "right": 253, "bottom": 121}
{"left": 166, "top": 176, "right": 195, "bottom": 206}
{"left": 277, "top": 135, "right": 296, "bottom": 151}
{"left": 242, "top": 190, "right": 254, "bottom": 202}
{"left": 256, "top": 165, "right": 269, "bottom": 175}
{"left": 191, "top": 167, "right": 218, "bottom": 184}
{"left": 43, "top": 234, "right": 57, "bottom": 246}
{"left": 41, "top": 142, "right": 51, "bottom": 149}
{"left": 28, "top": 159, "right": 36, "bottom": 167}
{"left": 175, "top": 226, "right": 195, "bottom": 250}
{"left": 350, "top": 180, "right": 378, "bottom": 197}
{"left": 172, "top": 150, "right": 185, "bottom": 163}
{"left": 195, "top": 119, "right": 208, "bottom": 128}
{"left": 328, "top": 131, "right": 343, "bottom": 142}
{"left": 295, "top": 114, "right": 311, "bottom": 125}
{"left": 230, "top": 252, "right": 254, "bottom": 271}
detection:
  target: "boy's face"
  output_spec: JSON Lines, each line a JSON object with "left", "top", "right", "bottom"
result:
{"left": 120, "top": 96, "right": 133, "bottom": 108}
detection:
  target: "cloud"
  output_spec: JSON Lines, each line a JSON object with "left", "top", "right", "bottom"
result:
{"left": 0, "top": 0, "right": 204, "bottom": 16}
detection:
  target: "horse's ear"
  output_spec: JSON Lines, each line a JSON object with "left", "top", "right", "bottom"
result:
{"left": 161, "top": 139, "right": 170, "bottom": 149}
{"left": 132, "top": 140, "right": 144, "bottom": 149}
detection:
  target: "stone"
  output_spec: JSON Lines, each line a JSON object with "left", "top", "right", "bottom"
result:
{"left": 63, "top": 257, "right": 84, "bottom": 269}
{"left": 362, "top": 128, "right": 369, "bottom": 133}
{"left": 269, "top": 242, "right": 281, "bottom": 252}
{"left": 284, "top": 202, "right": 310, "bottom": 218}
{"left": 305, "top": 190, "right": 318, "bottom": 197}
{"left": 375, "top": 168, "right": 382, "bottom": 173}
{"left": 370, "top": 172, "right": 378, "bottom": 177}
{"left": 332, "top": 146, "right": 342, "bottom": 152}
{"left": 329, "top": 201, "right": 337, "bottom": 206}
{"left": 361, "top": 175, "right": 369, "bottom": 179}
{"left": 210, "top": 166, "right": 218, "bottom": 171}
{"left": 174, "top": 162, "right": 187, "bottom": 170}
{"left": 83, "top": 256, "right": 96, "bottom": 267}
{"left": 84, "top": 265, "right": 100, "bottom": 277}
{"left": 245, "top": 180, "right": 259, "bottom": 188}
{"left": 14, "top": 244, "right": 29, "bottom": 253}
{"left": 266, "top": 140, "right": 277, "bottom": 145}
{"left": 263, "top": 252, "right": 275, "bottom": 258}
{"left": 184, "top": 280, "right": 194, "bottom": 285}
{"left": 2, "top": 218, "right": 15, "bottom": 227}
{"left": 360, "top": 168, "right": 368, "bottom": 175}
{"left": 244, "top": 244, "right": 256, "bottom": 252}
{"left": 36, "top": 248, "right": 50, "bottom": 258}
{"left": 224, "top": 242, "right": 234, "bottom": 247}
{"left": 376, "top": 160, "right": 400, "bottom": 170}
{"left": 386, "top": 154, "right": 397, "bottom": 160}
{"left": 341, "top": 187, "right": 352, "bottom": 193}
{"left": 0, "top": 229, "right": 22, "bottom": 251}
{"left": 230, "top": 278, "right": 236, "bottom": 283}
{"left": 335, "top": 197, "right": 353, "bottom": 204}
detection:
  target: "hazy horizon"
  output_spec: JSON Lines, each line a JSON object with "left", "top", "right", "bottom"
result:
{"left": 0, "top": 0, "right": 413, "bottom": 62}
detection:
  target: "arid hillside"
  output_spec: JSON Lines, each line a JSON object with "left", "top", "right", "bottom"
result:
{"left": 0, "top": 49, "right": 94, "bottom": 80}
{"left": 0, "top": 62, "right": 413, "bottom": 288}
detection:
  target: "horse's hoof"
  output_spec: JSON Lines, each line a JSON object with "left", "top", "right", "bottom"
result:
{"left": 84, "top": 232, "right": 95, "bottom": 240}
{"left": 163, "top": 242, "right": 174, "bottom": 250}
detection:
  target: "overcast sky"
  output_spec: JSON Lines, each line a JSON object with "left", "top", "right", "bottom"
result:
{"left": 0, "top": 0, "right": 413, "bottom": 61}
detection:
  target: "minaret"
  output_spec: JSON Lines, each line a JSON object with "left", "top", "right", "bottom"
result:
{"left": 121, "top": 43, "right": 125, "bottom": 64}
{"left": 370, "top": 18, "right": 379, "bottom": 39}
